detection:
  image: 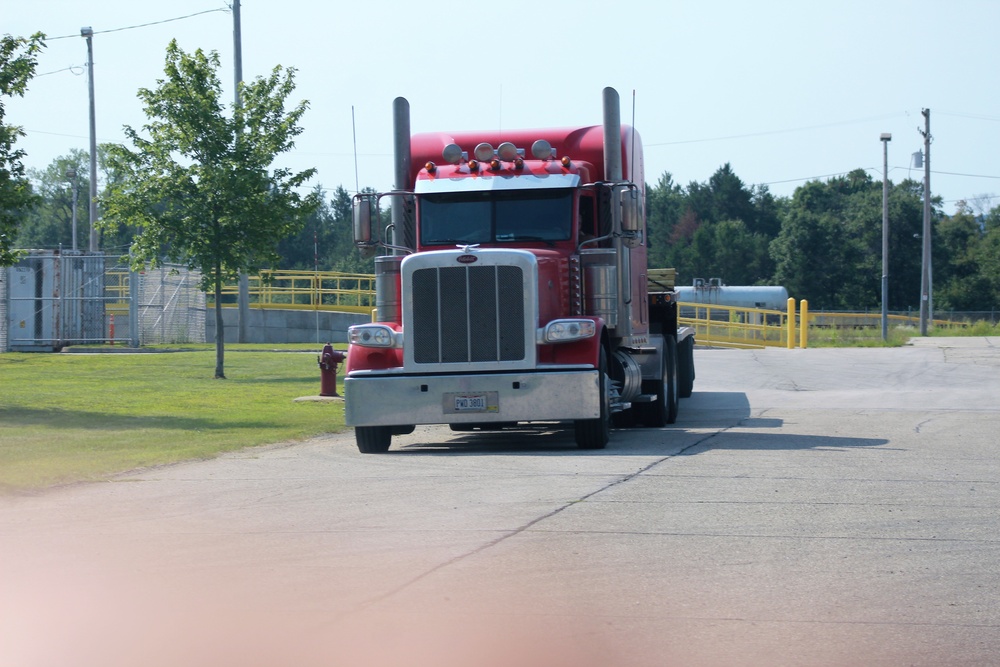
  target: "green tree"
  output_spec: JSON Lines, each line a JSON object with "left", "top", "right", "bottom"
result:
{"left": 1, "top": 32, "right": 45, "bottom": 266}
{"left": 101, "top": 41, "right": 320, "bottom": 377}
{"left": 935, "top": 203, "right": 986, "bottom": 310}
{"left": 885, "top": 180, "right": 925, "bottom": 311}
{"left": 771, "top": 180, "right": 857, "bottom": 309}
{"left": 702, "top": 218, "right": 773, "bottom": 285}
{"left": 771, "top": 171, "right": 929, "bottom": 310}
{"left": 707, "top": 163, "right": 755, "bottom": 230}
{"left": 276, "top": 184, "right": 334, "bottom": 270}
{"left": 645, "top": 165, "right": 783, "bottom": 286}
{"left": 275, "top": 184, "right": 379, "bottom": 274}
{"left": 645, "top": 172, "right": 684, "bottom": 270}
{"left": 326, "top": 186, "right": 378, "bottom": 274}
{"left": 17, "top": 149, "right": 88, "bottom": 250}
{"left": 17, "top": 145, "right": 134, "bottom": 253}
{"left": 974, "top": 218, "right": 1000, "bottom": 311}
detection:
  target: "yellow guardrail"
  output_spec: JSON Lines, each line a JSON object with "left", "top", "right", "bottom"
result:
{"left": 126, "top": 267, "right": 975, "bottom": 348}
{"left": 214, "top": 270, "right": 378, "bottom": 315}
{"left": 680, "top": 303, "right": 793, "bottom": 349}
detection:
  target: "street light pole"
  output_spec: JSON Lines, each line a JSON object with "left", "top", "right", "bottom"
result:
{"left": 81, "top": 27, "right": 98, "bottom": 253}
{"left": 880, "top": 133, "right": 891, "bottom": 342}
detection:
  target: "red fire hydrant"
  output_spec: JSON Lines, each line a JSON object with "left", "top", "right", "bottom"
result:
{"left": 318, "top": 343, "right": 346, "bottom": 397}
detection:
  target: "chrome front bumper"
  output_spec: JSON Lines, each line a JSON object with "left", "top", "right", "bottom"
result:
{"left": 344, "top": 370, "right": 600, "bottom": 427}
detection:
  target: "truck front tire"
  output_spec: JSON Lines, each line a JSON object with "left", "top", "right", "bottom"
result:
{"left": 356, "top": 425, "right": 392, "bottom": 453}
{"left": 575, "top": 347, "right": 611, "bottom": 450}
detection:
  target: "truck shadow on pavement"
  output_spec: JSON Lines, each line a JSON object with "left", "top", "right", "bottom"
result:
{"left": 391, "top": 392, "right": 889, "bottom": 456}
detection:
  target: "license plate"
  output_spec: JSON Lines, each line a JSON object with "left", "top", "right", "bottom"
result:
{"left": 444, "top": 392, "right": 499, "bottom": 414}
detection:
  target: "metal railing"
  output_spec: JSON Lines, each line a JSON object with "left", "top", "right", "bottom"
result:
{"left": 197, "top": 269, "right": 984, "bottom": 349}
{"left": 808, "top": 311, "right": 970, "bottom": 329}
{"left": 212, "top": 270, "right": 377, "bottom": 315}
{"left": 680, "top": 304, "right": 791, "bottom": 349}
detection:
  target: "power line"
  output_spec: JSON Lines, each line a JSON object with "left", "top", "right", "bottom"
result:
{"left": 645, "top": 113, "right": 907, "bottom": 147}
{"left": 936, "top": 110, "right": 1000, "bottom": 123}
{"left": 44, "top": 7, "right": 229, "bottom": 41}
{"left": 35, "top": 65, "right": 85, "bottom": 77}
{"left": 933, "top": 169, "right": 1000, "bottom": 180}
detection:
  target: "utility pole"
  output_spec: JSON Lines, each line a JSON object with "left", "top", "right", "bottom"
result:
{"left": 233, "top": 0, "right": 250, "bottom": 343}
{"left": 81, "top": 27, "right": 98, "bottom": 253}
{"left": 918, "top": 109, "right": 932, "bottom": 335}
{"left": 880, "top": 133, "right": 891, "bottom": 342}
{"left": 66, "top": 168, "right": 79, "bottom": 252}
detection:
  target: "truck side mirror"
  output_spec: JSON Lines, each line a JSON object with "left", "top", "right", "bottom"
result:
{"left": 620, "top": 187, "right": 641, "bottom": 233}
{"left": 353, "top": 194, "right": 376, "bottom": 247}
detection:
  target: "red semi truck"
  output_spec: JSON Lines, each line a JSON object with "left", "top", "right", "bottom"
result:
{"left": 345, "top": 87, "right": 695, "bottom": 453}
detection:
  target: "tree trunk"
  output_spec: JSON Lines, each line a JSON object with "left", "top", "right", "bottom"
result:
{"left": 214, "top": 268, "right": 226, "bottom": 379}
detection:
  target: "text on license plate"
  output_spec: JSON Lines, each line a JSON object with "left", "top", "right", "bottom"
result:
{"left": 456, "top": 396, "right": 486, "bottom": 411}
{"left": 443, "top": 392, "right": 499, "bottom": 414}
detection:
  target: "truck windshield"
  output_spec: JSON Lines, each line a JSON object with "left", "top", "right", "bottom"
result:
{"left": 419, "top": 189, "right": 573, "bottom": 246}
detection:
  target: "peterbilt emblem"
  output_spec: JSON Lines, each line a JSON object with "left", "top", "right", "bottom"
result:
{"left": 457, "top": 254, "right": 478, "bottom": 264}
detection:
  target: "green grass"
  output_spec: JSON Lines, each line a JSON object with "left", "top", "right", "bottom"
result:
{"left": 0, "top": 347, "right": 346, "bottom": 492}
{"left": 929, "top": 320, "right": 1000, "bottom": 337}
{"left": 805, "top": 320, "right": 1000, "bottom": 347}
{"left": 805, "top": 325, "right": 914, "bottom": 347}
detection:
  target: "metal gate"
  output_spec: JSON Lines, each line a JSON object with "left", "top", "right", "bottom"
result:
{"left": 134, "top": 264, "right": 205, "bottom": 345}
{"left": 3, "top": 254, "right": 207, "bottom": 351}
{"left": 4, "top": 251, "right": 130, "bottom": 351}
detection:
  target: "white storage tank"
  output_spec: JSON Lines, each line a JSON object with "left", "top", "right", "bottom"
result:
{"left": 677, "top": 278, "right": 788, "bottom": 311}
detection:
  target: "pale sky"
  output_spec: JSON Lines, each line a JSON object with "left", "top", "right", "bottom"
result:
{"left": 5, "top": 0, "right": 999, "bottom": 215}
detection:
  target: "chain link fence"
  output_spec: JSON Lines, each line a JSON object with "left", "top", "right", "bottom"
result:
{"left": 2, "top": 253, "right": 205, "bottom": 351}
{"left": 134, "top": 264, "right": 206, "bottom": 345}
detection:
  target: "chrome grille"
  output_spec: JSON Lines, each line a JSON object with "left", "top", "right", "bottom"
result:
{"left": 411, "top": 264, "right": 525, "bottom": 364}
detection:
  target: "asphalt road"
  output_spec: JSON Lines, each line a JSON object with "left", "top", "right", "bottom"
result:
{"left": 2, "top": 337, "right": 999, "bottom": 667}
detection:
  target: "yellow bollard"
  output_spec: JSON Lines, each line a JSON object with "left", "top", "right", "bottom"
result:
{"left": 787, "top": 297, "right": 796, "bottom": 349}
{"left": 799, "top": 299, "right": 809, "bottom": 349}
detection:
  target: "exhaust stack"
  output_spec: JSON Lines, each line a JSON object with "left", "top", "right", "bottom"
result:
{"left": 602, "top": 87, "right": 623, "bottom": 182}
{"left": 601, "top": 87, "right": 632, "bottom": 337}
{"left": 392, "top": 97, "right": 413, "bottom": 251}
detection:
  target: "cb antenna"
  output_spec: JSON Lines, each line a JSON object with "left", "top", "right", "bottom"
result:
{"left": 352, "top": 105, "right": 360, "bottom": 194}
{"left": 630, "top": 89, "right": 637, "bottom": 182}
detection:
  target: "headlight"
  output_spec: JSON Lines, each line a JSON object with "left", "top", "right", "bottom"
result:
{"left": 348, "top": 324, "right": 398, "bottom": 348}
{"left": 540, "top": 319, "right": 596, "bottom": 343}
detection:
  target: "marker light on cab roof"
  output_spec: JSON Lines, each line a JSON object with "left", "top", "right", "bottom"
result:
{"left": 474, "top": 142, "right": 494, "bottom": 162}
{"left": 531, "top": 139, "right": 553, "bottom": 160}
{"left": 497, "top": 142, "right": 518, "bottom": 161}
{"left": 442, "top": 143, "right": 464, "bottom": 165}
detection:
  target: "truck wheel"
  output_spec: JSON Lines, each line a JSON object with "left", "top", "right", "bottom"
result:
{"left": 636, "top": 336, "right": 678, "bottom": 427}
{"left": 575, "top": 347, "right": 610, "bottom": 450}
{"left": 678, "top": 336, "right": 695, "bottom": 399}
{"left": 356, "top": 426, "right": 392, "bottom": 453}
{"left": 665, "top": 335, "right": 679, "bottom": 424}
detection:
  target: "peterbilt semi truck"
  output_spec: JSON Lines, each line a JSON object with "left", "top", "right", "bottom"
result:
{"left": 345, "top": 87, "right": 695, "bottom": 453}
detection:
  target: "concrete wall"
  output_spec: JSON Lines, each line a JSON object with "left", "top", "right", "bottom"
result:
{"left": 206, "top": 308, "right": 369, "bottom": 345}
